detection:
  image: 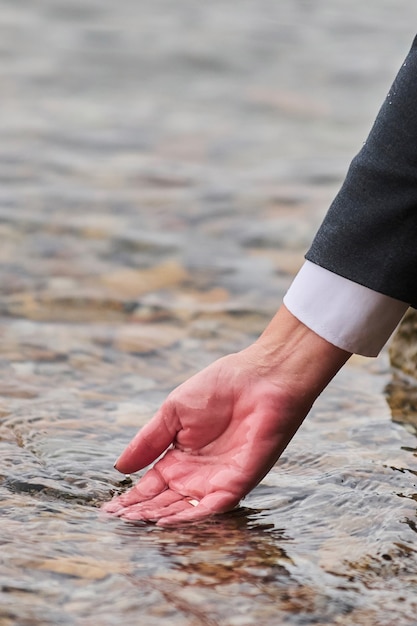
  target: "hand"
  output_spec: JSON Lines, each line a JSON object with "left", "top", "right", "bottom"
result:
{"left": 102, "top": 351, "right": 307, "bottom": 525}
{"left": 102, "top": 306, "right": 350, "bottom": 526}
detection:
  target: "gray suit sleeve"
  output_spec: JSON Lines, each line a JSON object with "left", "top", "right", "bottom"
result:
{"left": 306, "top": 35, "right": 417, "bottom": 308}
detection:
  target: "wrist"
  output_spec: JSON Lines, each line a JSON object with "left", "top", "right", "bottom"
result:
{"left": 243, "top": 305, "right": 351, "bottom": 405}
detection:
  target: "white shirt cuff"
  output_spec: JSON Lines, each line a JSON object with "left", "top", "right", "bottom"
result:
{"left": 283, "top": 261, "right": 408, "bottom": 357}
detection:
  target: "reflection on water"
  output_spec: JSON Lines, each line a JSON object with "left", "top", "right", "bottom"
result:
{"left": 2, "top": 1, "right": 417, "bottom": 624}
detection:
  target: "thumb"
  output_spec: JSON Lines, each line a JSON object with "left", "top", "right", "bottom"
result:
{"left": 114, "top": 402, "right": 179, "bottom": 474}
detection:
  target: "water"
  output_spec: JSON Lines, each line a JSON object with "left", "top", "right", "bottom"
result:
{"left": 1, "top": 1, "right": 417, "bottom": 624}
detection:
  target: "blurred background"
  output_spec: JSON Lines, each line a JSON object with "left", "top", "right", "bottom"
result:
{"left": 1, "top": 0, "right": 416, "bottom": 316}
{"left": 2, "top": 2, "right": 417, "bottom": 625}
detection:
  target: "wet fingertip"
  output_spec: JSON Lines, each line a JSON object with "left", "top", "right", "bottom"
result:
{"left": 101, "top": 502, "right": 122, "bottom": 514}
{"left": 156, "top": 514, "right": 191, "bottom": 527}
{"left": 114, "top": 506, "right": 132, "bottom": 518}
{"left": 121, "top": 510, "right": 147, "bottom": 521}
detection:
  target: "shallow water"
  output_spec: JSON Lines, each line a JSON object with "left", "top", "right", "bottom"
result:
{"left": 2, "top": 2, "right": 417, "bottom": 625}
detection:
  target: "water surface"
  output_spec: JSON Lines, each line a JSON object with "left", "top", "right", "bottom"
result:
{"left": 2, "top": 2, "right": 417, "bottom": 624}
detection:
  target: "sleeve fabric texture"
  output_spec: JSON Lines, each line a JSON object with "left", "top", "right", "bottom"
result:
{"left": 284, "top": 261, "right": 408, "bottom": 357}
{"left": 306, "top": 35, "right": 417, "bottom": 308}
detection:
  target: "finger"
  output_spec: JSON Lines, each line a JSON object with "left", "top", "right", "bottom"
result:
{"left": 119, "top": 491, "right": 189, "bottom": 521}
{"left": 101, "top": 467, "right": 167, "bottom": 513}
{"left": 116, "top": 490, "right": 184, "bottom": 520}
{"left": 157, "top": 490, "right": 239, "bottom": 526}
{"left": 114, "top": 402, "right": 179, "bottom": 474}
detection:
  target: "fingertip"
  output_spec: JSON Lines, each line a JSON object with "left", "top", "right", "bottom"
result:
{"left": 114, "top": 408, "right": 177, "bottom": 474}
{"left": 101, "top": 500, "right": 122, "bottom": 514}
{"left": 156, "top": 506, "right": 211, "bottom": 527}
{"left": 112, "top": 448, "right": 140, "bottom": 475}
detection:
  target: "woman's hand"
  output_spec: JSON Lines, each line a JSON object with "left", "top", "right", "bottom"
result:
{"left": 102, "top": 306, "right": 350, "bottom": 525}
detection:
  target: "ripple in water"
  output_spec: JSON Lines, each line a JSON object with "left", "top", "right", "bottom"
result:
{"left": 2, "top": 1, "right": 417, "bottom": 625}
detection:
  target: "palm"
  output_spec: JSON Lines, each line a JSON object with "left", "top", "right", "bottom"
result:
{"left": 102, "top": 353, "right": 307, "bottom": 525}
